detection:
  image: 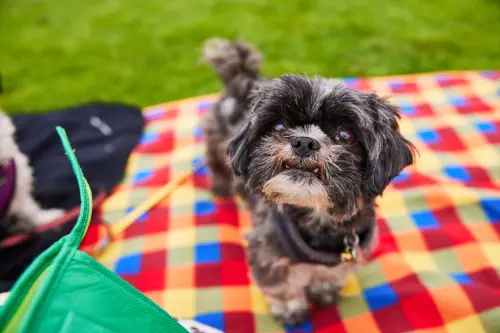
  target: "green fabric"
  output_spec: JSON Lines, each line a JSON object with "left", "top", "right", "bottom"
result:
{"left": 0, "top": 127, "right": 187, "bottom": 333}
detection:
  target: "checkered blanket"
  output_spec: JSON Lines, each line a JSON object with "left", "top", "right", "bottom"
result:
{"left": 81, "top": 71, "right": 500, "bottom": 333}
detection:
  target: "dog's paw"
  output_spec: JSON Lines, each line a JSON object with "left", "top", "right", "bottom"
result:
{"left": 306, "top": 281, "right": 341, "bottom": 307}
{"left": 33, "top": 208, "right": 65, "bottom": 225}
{"left": 270, "top": 298, "right": 310, "bottom": 327}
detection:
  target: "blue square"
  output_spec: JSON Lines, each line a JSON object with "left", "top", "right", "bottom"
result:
{"left": 444, "top": 166, "right": 471, "bottom": 182}
{"left": 195, "top": 200, "right": 215, "bottom": 215}
{"left": 389, "top": 81, "right": 403, "bottom": 88}
{"left": 411, "top": 211, "right": 440, "bottom": 229}
{"left": 475, "top": 121, "right": 497, "bottom": 134}
{"left": 194, "top": 313, "right": 224, "bottom": 331}
{"left": 418, "top": 129, "right": 440, "bottom": 144}
{"left": 115, "top": 254, "right": 142, "bottom": 275}
{"left": 125, "top": 207, "right": 148, "bottom": 223}
{"left": 363, "top": 284, "right": 398, "bottom": 311}
{"left": 194, "top": 125, "right": 203, "bottom": 138}
{"left": 199, "top": 101, "right": 214, "bottom": 111}
{"left": 480, "top": 198, "right": 500, "bottom": 223}
{"left": 342, "top": 77, "right": 359, "bottom": 86}
{"left": 139, "top": 132, "right": 158, "bottom": 144}
{"left": 450, "top": 273, "right": 473, "bottom": 285}
{"left": 450, "top": 97, "right": 467, "bottom": 107}
{"left": 286, "top": 319, "right": 313, "bottom": 332}
{"left": 400, "top": 104, "right": 416, "bottom": 115}
{"left": 195, "top": 243, "right": 221, "bottom": 264}
{"left": 133, "top": 169, "right": 153, "bottom": 184}
{"left": 392, "top": 172, "right": 410, "bottom": 184}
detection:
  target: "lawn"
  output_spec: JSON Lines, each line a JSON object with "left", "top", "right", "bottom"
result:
{"left": 1, "top": 0, "right": 499, "bottom": 113}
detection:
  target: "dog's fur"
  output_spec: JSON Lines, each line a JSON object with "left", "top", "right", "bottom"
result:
{"left": 201, "top": 38, "right": 415, "bottom": 326}
{"left": 0, "top": 110, "right": 64, "bottom": 233}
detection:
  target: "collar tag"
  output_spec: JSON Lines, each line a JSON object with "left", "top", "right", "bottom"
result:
{"left": 341, "top": 232, "right": 360, "bottom": 263}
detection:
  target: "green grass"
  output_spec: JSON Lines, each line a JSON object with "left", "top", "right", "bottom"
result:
{"left": 1, "top": 0, "right": 499, "bottom": 112}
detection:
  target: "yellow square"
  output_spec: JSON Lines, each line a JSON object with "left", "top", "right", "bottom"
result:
{"left": 469, "top": 146, "right": 500, "bottom": 167}
{"left": 250, "top": 285, "right": 270, "bottom": 314}
{"left": 167, "top": 228, "right": 196, "bottom": 248}
{"left": 414, "top": 149, "right": 443, "bottom": 172}
{"left": 341, "top": 272, "right": 362, "bottom": 296}
{"left": 102, "top": 189, "right": 131, "bottom": 211}
{"left": 446, "top": 315, "right": 485, "bottom": 333}
{"left": 97, "top": 241, "right": 123, "bottom": 265}
{"left": 376, "top": 191, "right": 408, "bottom": 217}
{"left": 403, "top": 253, "right": 437, "bottom": 272}
{"left": 481, "top": 243, "right": 500, "bottom": 267}
{"left": 168, "top": 186, "right": 196, "bottom": 206}
{"left": 143, "top": 233, "right": 168, "bottom": 252}
{"left": 446, "top": 186, "right": 480, "bottom": 207}
{"left": 164, "top": 289, "right": 195, "bottom": 318}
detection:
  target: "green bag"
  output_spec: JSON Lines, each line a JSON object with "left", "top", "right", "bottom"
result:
{"left": 0, "top": 127, "right": 188, "bottom": 333}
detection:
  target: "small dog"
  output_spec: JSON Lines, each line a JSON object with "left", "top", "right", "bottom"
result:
{"left": 0, "top": 110, "right": 65, "bottom": 234}
{"left": 201, "top": 38, "right": 415, "bottom": 326}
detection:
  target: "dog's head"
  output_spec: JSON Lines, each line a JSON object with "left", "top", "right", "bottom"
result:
{"left": 228, "top": 74, "right": 415, "bottom": 219}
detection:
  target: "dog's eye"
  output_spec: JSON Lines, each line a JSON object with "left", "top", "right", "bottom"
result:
{"left": 274, "top": 124, "right": 286, "bottom": 132}
{"left": 336, "top": 130, "right": 356, "bottom": 145}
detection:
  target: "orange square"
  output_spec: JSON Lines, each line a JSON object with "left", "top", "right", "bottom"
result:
{"left": 218, "top": 225, "right": 245, "bottom": 244}
{"left": 146, "top": 291, "right": 165, "bottom": 308}
{"left": 395, "top": 231, "right": 428, "bottom": 252}
{"left": 222, "top": 286, "right": 252, "bottom": 312}
{"left": 143, "top": 233, "right": 167, "bottom": 252}
{"left": 431, "top": 285, "right": 475, "bottom": 322}
{"left": 424, "top": 188, "right": 453, "bottom": 211}
{"left": 344, "top": 313, "right": 381, "bottom": 333}
{"left": 166, "top": 265, "right": 194, "bottom": 289}
{"left": 466, "top": 223, "right": 500, "bottom": 243}
{"left": 455, "top": 243, "right": 491, "bottom": 273}
{"left": 169, "top": 213, "right": 194, "bottom": 230}
{"left": 379, "top": 253, "right": 414, "bottom": 281}
{"left": 413, "top": 327, "right": 447, "bottom": 333}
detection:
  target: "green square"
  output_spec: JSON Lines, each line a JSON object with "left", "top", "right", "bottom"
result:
{"left": 337, "top": 295, "right": 369, "bottom": 319}
{"left": 196, "top": 226, "right": 219, "bottom": 243}
{"left": 357, "top": 262, "right": 388, "bottom": 289}
{"left": 456, "top": 202, "right": 488, "bottom": 225}
{"left": 432, "top": 249, "right": 464, "bottom": 273}
{"left": 479, "top": 307, "right": 500, "bottom": 332}
{"left": 196, "top": 288, "right": 223, "bottom": 313}
{"left": 195, "top": 191, "right": 213, "bottom": 203}
{"left": 403, "top": 189, "right": 431, "bottom": 213}
{"left": 120, "top": 238, "right": 145, "bottom": 256}
{"left": 170, "top": 203, "right": 194, "bottom": 216}
{"left": 168, "top": 247, "right": 194, "bottom": 266}
{"left": 128, "top": 188, "right": 152, "bottom": 208}
{"left": 104, "top": 209, "right": 126, "bottom": 224}
{"left": 386, "top": 215, "right": 416, "bottom": 233}
{"left": 418, "top": 271, "right": 454, "bottom": 289}
{"left": 255, "top": 314, "right": 280, "bottom": 333}
{"left": 171, "top": 158, "right": 192, "bottom": 174}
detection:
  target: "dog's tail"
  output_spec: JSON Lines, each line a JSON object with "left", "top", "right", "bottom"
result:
{"left": 201, "top": 38, "right": 262, "bottom": 98}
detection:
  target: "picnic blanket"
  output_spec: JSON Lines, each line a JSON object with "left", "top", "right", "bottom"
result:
{"left": 80, "top": 70, "right": 500, "bottom": 333}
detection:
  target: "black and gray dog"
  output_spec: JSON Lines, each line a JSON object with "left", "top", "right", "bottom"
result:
{"left": 201, "top": 38, "right": 415, "bottom": 327}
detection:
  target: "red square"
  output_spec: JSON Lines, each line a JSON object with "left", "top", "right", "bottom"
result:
{"left": 124, "top": 221, "right": 146, "bottom": 239}
{"left": 437, "top": 78, "right": 468, "bottom": 87}
{"left": 136, "top": 267, "right": 166, "bottom": 292}
{"left": 142, "top": 166, "right": 171, "bottom": 186}
{"left": 390, "top": 82, "right": 419, "bottom": 94}
{"left": 347, "top": 78, "right": 372, "bottom": 91}
{"left": 467, "top": 167, "right": 494, "bottom": 188}
{"left": 195, "top": 263, "right": 222, "bottom": 287}
{"left": 141, "top": 250, "right": 167, "bottom": 270}
{"left": 428, "top": 127, "right": 467, "bottom": 152}
{"left": 81, "top": 223, "right": 101, "bottom": 247}
{"left": 215, "top": 199, "right": 240, "bottom": 227}
{"left": 461, "top": 283, "right": 500, "bottom": 313}
{"left": 468, "top": 268, "right": 500, "bottom": 291}
{"left": 224, "top": 312, "right": 255, "bottom": 333}
{"left": 193, "top": 174, "right": 210, "bottom": 190}
{"left": 484, "top": 121, "right": 500, "bottom": 144}
{"left": 456, "top": 97, "right": 493, "bottom": 114}
{"left": 400, "top": 290, "right": 444, "bottom": 328}
{"left": 391, "top": 274, "right": 426, "bottom": 297}
{"left": 136, "top": 131, "right": 175, "bottom": 153}
{"left": 311, "top": 305, "right": 343, "bottom": 329}
{"left": 145, "top": 108, "right": 178, "bottom": 123}
{"left": 221, "top": 243, "right": 246, "bottom": 262}
{"left": 373, "top": 304, "right": 413, "bottom": 333}
{"left": 421, "top": 228, "right": 452, "bottom": 251}
{"left": 120, "top": 274, "right": 139, "bottom": 287}
{"left": 144, "top": 208, "right": 170, "bottom": 234}
{"left": 195, "top": 212, "right": 217, "bottom": 226}
{"left": 221, "top": 261, "right": 250, "bottom": 285}
{"left": 374, "top": 218, "right": 398, "bottom": 256}
{"left": 436, "top": 208, "right": 475, "bottom": 246}
{"left": 414, "top": 103, "right": 435, "bottom": 117}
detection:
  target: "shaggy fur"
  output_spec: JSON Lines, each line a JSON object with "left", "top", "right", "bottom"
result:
{"left": 201, "top": 38, "right": 415, "bottom": 326}
{"left": 0, "top": 110, "right": 64, "bottom": 233}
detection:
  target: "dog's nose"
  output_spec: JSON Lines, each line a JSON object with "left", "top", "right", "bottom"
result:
{"left": 291, "top": 137, "right": 321, "bottom": 157}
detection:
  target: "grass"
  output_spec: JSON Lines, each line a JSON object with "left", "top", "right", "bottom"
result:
{"left": 1, "top": 0, "right": 499, "bottom": 113}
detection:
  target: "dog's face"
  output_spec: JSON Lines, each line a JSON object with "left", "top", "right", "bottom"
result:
{"left": 228, "top": 75, "right": 415, "bottom": 219}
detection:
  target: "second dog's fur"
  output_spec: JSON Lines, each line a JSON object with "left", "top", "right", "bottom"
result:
{"left": 201, "top": 38, "right": 415, "bottom": 326}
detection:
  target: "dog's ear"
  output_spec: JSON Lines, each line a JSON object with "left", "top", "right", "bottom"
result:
{"left": 227, "top": 121, "right": 252, "bottom": 177}
{"left": 363, "top": 97, "right": 415, "bottom": 197}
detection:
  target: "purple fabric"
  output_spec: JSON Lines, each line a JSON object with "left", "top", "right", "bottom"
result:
{"left": 0, "top": 159, "right": 16, "bottom": 217}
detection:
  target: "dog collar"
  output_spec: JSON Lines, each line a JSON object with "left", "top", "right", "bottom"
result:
{"left": 271, "top": 209, "right": 375, "bottom": 266}
{"left": 0, "top": 159, "right": 16, "bottom": 218}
